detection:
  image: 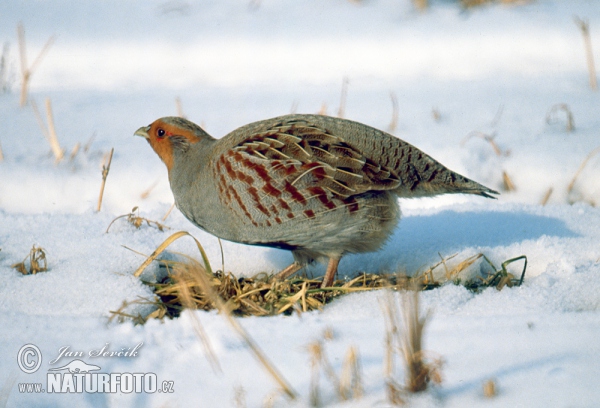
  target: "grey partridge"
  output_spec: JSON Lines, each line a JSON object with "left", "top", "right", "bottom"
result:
{"left": 135, "top": 114, "right": 498, "bottom": 287}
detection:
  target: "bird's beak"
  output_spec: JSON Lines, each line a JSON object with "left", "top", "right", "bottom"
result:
{"left": 134, "top": 125, "right": 151, "bottom": 139}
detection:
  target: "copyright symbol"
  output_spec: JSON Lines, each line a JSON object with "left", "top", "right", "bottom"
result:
{"left": 17, "top": 344, "right": 42, "bottom": 374}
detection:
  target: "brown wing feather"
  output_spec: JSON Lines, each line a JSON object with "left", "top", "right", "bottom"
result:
{"left": 212, "top": 119, "right": 400, "bottom": 228}
{"left": 233, "top": 119, "right": 401, "bottom": 195}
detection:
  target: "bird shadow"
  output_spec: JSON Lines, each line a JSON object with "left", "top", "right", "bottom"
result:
{"left": 367, "top": 209, "right": 579, "bottom": 274}
{"left": 395, "top": 209, "right": 578, "bottom": 249}
{"left": 279, "top": 209, "right": 580, "bottom": 275}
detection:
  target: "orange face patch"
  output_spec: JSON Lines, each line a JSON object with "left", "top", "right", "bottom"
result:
{"left": 146, "top": 119, "right": 201, "bottom": 171}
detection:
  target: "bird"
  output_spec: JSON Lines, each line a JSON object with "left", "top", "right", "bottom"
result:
{"left": 135, "top": 114, "right": 498, "bottom": 287}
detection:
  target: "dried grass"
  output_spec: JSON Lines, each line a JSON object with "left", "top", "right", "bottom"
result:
{"left": 17, "top": 23, "right": 54, "bottom": 107}
{"left": 308, "top": 329, "right": 362, "bottom": 406}
{"left": 502, "top": 171, "right": 516, "bottom": 192}
{"left": 162, "top": 202, "right": 176, "bottom": 222}
{"left": 318, "top": 103, "right": 328, "bottom": 116}
{"left": 461, "top": 131, "right": 509, "bottom": 157}
{"left": 83, "top": 133, "right": 96, "bottom": 153}
{"left": 388, "top": 92, "right": 399, "bottom": 133}
{"left": 69, "top": 142, "right": 81, "bottom": 162}
{"left": 96, "top": 148, "right": 114, "bottom": 212}
{"left": 567, "top": 146, "right": 600, "bottom": 200}
{"left": 574, "top": 17, "right": 598, "bottom": 91}
{"left": 540, "top": 187, "right": 553, "bottom": 206}
{"left": 382, "top": 285, "right": 442, "bottom": 404}
{"left": 140, "top": 181, "right": 159, "bottom": 199}
{"left": 31, "top": 98, "right": 64, "bottom": 162}
{"left": 175, "top": 96, "right": 186, "bottom": 118}
{"left": 11, "top": 245, "right": 48, "bottom": 275}
{"left": 105, "top": 206, "right": 169, "bottom": 233}
{"left": 337, "top": 77, "right": 349, "bottom": 118}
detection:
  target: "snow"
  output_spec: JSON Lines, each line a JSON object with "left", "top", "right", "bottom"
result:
{"left": 1, "top": 0, "right": 600, "bottom": 407}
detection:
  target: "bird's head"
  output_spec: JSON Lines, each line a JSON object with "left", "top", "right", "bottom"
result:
{"left": 134, "top": 117, "right": 212, "bottom": 171}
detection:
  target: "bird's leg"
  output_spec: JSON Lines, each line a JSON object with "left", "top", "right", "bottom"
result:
{"left": 321, "top": 257, "right": 341, "bottom": 288}
{"left": 274, "top": 261, "right": 303, "bottom": 281}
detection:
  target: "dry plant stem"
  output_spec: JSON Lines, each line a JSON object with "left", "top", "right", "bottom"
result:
{"left": 381, "top": 291, "right": 404, "bottom": 405}
{"left": 17, "top": 23, "right": 55, "bottom": 107}
{"left": 84, "top": 133, "right": 96, "bottom": 153}
{"left": 31, "top": 99, "right": 64, "bottom": 162}
{"left": 401, "top": 288, "right": 429, "bottom": 392}
{"left": 30, "top": 99, "right": 48, "bottom": 138}
{"left": 140, "top": 181, "right": 158, "bottom": 199}
{"left": 172, "top": 265, "right": 221, "bottom": 372}
{"left": 567, "top": 146, "right": 600, "bottom": 194}
{"left": 96, "top": 148, "right": 114, "bottom": 212}
{"left": 44, "top": 98, "right": 64, "bottom": 162}
{"left": 162, "top": 202, "right": 176, "bottom": 221}
{"left": 340, "top": 346, "right": 362, "bottom": 400}
{"left": 0, "top": 139, "right": 4, "bottom": 161}
{"left": 540, "top": 187, "right": 553, "bottom": 206}
{"left": 388, "top": 92, "right": 399, "bottom": 133}
{"left": 175, "top": 96, "right": 185, "bottom": 118}
{"left": 69, "top": 143, "right": 80, "bottom": 161}
{"left": 318, "top": 102, "right": 328, "bottom": 115}
{"left": 502, "top": 171, "right": 516, "bottom": 192}
{"left": 309, "top": 342, "right": 321, "bottom": 406}
{"left": 483, "top": 378, "right": 497, "bottom": 398}
{"left": 105, "top": 207, "right": 169, "bottom": 233}
{"left": 133, "top": 231, "right": 212, "bottom": 277}
{"left": 337, "top": 77, "right": 349, "bottom": 118}
{"left": 575, "top": 17, "right": 598, "bottom": 91}
{"left": 462, "top": 131, "right": 504, "bottom": 156}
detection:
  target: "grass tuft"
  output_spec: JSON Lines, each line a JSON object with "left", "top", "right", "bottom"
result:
{"left": 11, "top": 245, "right": 48, "bottom": 275}
{"left": 308, "top": 328, "right": 363, "bottom": 406}
{"left": 382, "top": 284, "right": 443, "bottom": 404}
{"left": 106, "top": 206, "right": 169, "bottom": 233}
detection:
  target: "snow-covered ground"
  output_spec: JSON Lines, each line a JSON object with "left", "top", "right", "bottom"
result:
{"left": 1, "top": 1, "right": 600, "bottom": 407}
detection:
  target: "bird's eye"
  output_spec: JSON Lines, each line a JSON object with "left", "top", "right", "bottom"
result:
{"left": 157, "top": 128, "right": 166, "bottom": 138}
